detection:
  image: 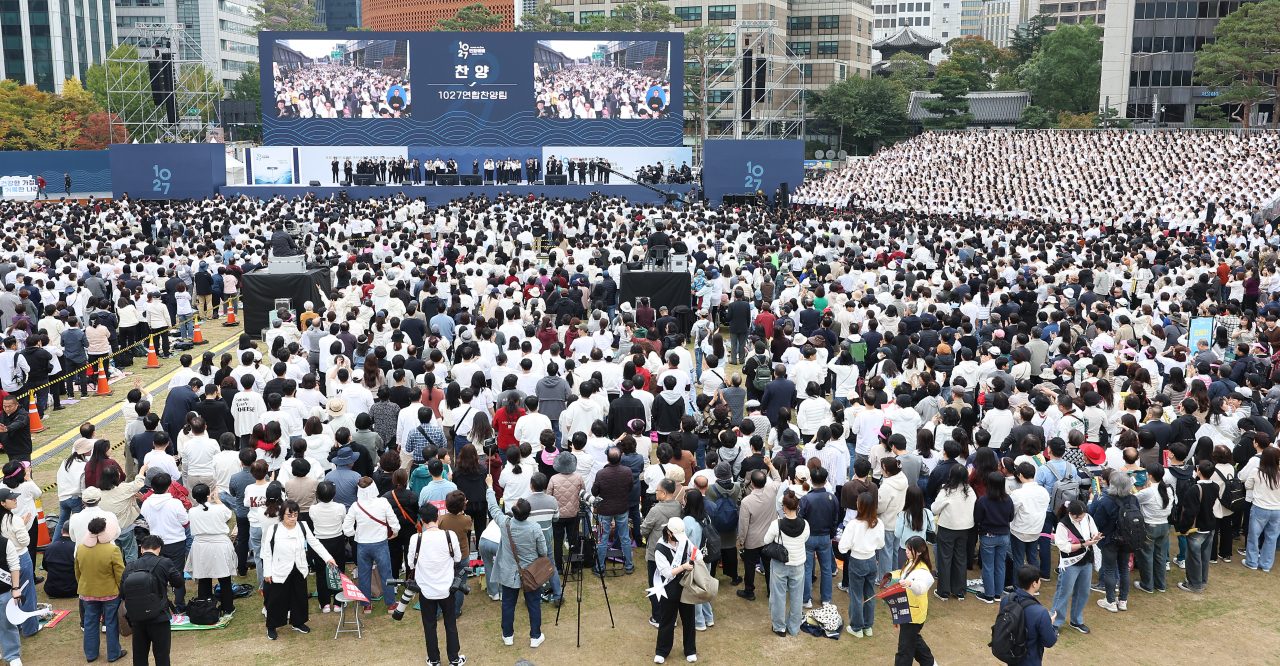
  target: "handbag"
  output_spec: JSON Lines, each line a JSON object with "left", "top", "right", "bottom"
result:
{"left": 117, "top": 601, "right": 132, "bottom": 637}
{"left": 186, "top": 597, "right": 220, "bottom": 625}
{"left": 505, "top": 521, "right": 555, "bottom": 592}
{"left": 680, "top": 546, "right": 719, "bottom": 605}
{"left": 760, "top": 525, "right": 788, "bottom": 563}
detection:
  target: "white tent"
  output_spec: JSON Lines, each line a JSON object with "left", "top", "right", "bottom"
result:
{"left": 225, "top": 156, "right": 245, "bottom": 186}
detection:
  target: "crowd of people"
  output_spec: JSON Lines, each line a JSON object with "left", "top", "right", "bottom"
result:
{"left": 273, "top": 63, "right": 411, "bottom": 120}
{"left": 15, "top": 128, "right": 1280, "bottom": 666}
{"left": 534, "top": 63, "right": 671, "bottom": 120}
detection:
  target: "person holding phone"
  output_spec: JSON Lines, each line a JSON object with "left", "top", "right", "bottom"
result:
{"left": 1050, "top": 500, "right": 1100, "bottom": 635}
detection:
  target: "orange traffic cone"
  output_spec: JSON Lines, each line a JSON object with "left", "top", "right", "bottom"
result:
{"left": 27, "top": 397, "right": 44, "bottom": 434}
{"left": 34, "top": 504, "right": 49, "bottom": 547}
{"left": 145, "top": 338, "right": 161, "bottom": 369}
{"left": 192, "top": 316, "right": 206, "bottom": 345}
{"left": 95, "top": 360, "right": 113, "bottom": 396}
{"left": 223, "top": 299, "right": 238, "bottom": 326}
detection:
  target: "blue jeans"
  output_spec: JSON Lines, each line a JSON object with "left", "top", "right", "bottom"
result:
{"left": 1185, "top": 530, "right": 1212, "bottom": 589}
{"left": 115, "top": 526, "right": 138, "bottom": 565}
{"left": 1050, "top": 563, "right": 1092, "bottom": 627}
{"left": 177, "top": 314, "right": 194, "bottom": 339}
{"left": 54, "top": 496, "right": 84, "bottom": 547}
{"left": 17, "top": 552, "right": 36, "bottom": 636}
{"left": 500, "top": 584, "right": 542, "bottom": 639}
{"left": 1100, "top": 543, "right": 1129, "bottom": 603}
{"left": 979, "top": 533, "right": 1010, "bottom": 598}
{"left": 696, "top": 439, "right": 708, "bottom": 469}
{"left": 1247, "top": 506, "right": 1280, "bottom": 571}
{"left": 453, "top": 435, "right": 469, "bottom": 459}
{"left": 249, "top": 526, "right": 264, "bottom": 591}
{"left": 845, "top": 555, "right": 877, "bottom": 632}
{"left": 768, "top": 560, "right": 804, "bottom": 635}
{"left": 1010, "top": 537, "right": 1039, "bottom": 576}
{"left": 694, "top": 599, "right": 714, "bottom": 628}
{"left": 550, "top": 421, "right": 562, "bottom": 450}
{"left": 694, "top": 347, "right": 705, "bottom": 384}
{"left": 0, "top": 592, "right": 18, "bottom": 664}
{"left": 803, "top": 535, "right": 834, "bottom": 604}
{"left": 597, "top": 513, "right": 633, "bottom": 571}
{"left": 876, "top": 530, "right": 899, "bottom": 584}
{"left": 1136, "top": 523, "right": 1169, "bottom": 591}
{"left": 479, "top": 538, "right": 501, "bottom": 596}
{"left": 82, "top": 597, "right": 122, "bottom": 661}
{"left": 356, "top": 540, "right": 395, "bottom": 608}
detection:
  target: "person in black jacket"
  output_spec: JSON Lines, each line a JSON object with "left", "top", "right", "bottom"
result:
{"left": 0, "top": 395, "right": 30, "bottom": 462}
{"left": 193, "top": 384, "right": 234, "bottom": 442}
{"left": 20, "top": 334, "right": 52, "bottom": 415}
{"left": 123, "top": 534, "right": 184, "bottom": 666}
{"left": 725, "top": 291, "right": 753, "bottom": 365}
{"left": 1176, "top": 461, "right": 1220, "bottom": 593}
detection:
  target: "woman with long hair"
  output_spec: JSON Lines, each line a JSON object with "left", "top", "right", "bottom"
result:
{"left": 1134, "top": 464, "right": 1173, "bottom": 592}
{"left": 973, "top": 471, "right": 1013, "bottom": 603}
{"left": 680, "top": 488, "right": 715, "bottom": 631}
{"left": 84, "top": 439, "right": 122, "bottom": 489}
{"left": 930, "top": 464, "right": 974, "bottom": 600}
{"left": 1245, "top": 446, "right": 1280, "bottom": 571}
{"left": 453, "top": 443, "right": 489, "bottom": 535}
{"left": 186, "top": 483, "right": 237, "bottom": 618}
{"left": 894, "top": 536, "right": 937, "bottom": 665}
{"left": 894, "top": 485, "right": 935, "bottom": 563}
{"left": 54, "top": 441, "right": 89, "bottom": 541}
{"left": 838, "top": 490, "right": 884, "bottom": 638}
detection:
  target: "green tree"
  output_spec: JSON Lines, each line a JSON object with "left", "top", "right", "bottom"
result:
{"left": 252, "top": 0, "right": 323, "bottom": 32}
{"left": 581, "top": 0, "right": 678, "bottom": 31}
{"left": 230, "top": 62, "right": 260, "bottom": 102}
{"left": 1193, "top": 104, "right": 1231, "bottom": 127}
{"left": 1016, "top": 104, "right": 1053, "bottom": 128}
{"left": 937, "top": 35, "right": 1010, "bottom": 91}
{"left": 0, "top": 78, "right": 121, "bottom": 149}
{"left": 1054, "top": 110, "right": 1095, "bottom": 128}
{"left": 1017, "top": 19, "right": 1102, "bottom": 114}
{"left": 811, "top": 74, "right": 909, "bottom": 153}
{"left": 920, "top": 73, "right": 973, "bottom": 129}
{"left": 434, "top": 2, "right": 504, "bottom": 30}
{"left": 887, "top": 52, "right": 931, "bottom": 92}
{"left": 683, "top": 25, "right": 730, "bottom": 141}
{"left": 1093, "top": 106, "right": 1131, "bottom": 128}
{"left": 517, "top": 3, "right": 575, "bottom": 30}
{"left": 1008, "top": 14, "right": 1050, "bottom": 66}
{"left": 1194, "top": 0, "right": 1280, "bottom": 127}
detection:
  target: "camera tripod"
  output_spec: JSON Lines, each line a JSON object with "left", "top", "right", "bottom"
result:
{"left": 554, "top": 501, "right": 615, "bottom": 647}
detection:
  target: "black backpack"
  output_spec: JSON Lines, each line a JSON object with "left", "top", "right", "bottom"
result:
{"left": 1108, "top": 495, "right": 1147, "bottom": 552}
{"left": 1215, "top": 468, "right": 1247, "bottom": 514}
{"left": 699, "top": 515, "right": 721, "bottom": 563}
{"left": 990, "top": 595, "right": 1037, "bottom": 664}
{"left": 120, "top": 560, "right": 169, "bottom": 623}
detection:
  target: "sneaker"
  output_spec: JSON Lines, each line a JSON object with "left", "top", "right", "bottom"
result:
{"left": 1209, "top": 558, "right": 1218, "bottom": 564}
{"left": 1176, "top": 559, "right": 1186, "bottom": 569}
{"left": 267, "top": 628, "right": 278, "bottom": 641}
{"left": 292, "top": 624, "right": 310, "bottom": 634}
{"left": 654, "top": 657, "right": 665, "bottom": 664}
{"left": 1238, "top": 548, "right": 1249, "bottom": 557}
{"left": 932, "top": 590, "right": 948, "bottom": 601}
{"left": 261, "top": 607, "right": 268, "bottom": 617}
{"left": 1090, "top": 583, "right": 1105, "bottom": 594}
{"left": 736, "top": 590, "right": 755, "bottom": 601}
{"left": 1221, "top": 557, "right": 1232, "bottom": 563}
{"left": 489, "top": 594, "right": 501, "bottom": 601}
{"left": 976, "top": 594, "right": 995, "bottom": 604}
{"left": 1117, "top": 601, "right": 1127, "bottom": 611}
{"left": 837, "top": 582, "right": 848, "bottom": 591}
{"left": 449, "top": 657, "right": 467, "bottom": 666}
{"left": 802, "top": 600, "right": 813, "bottom": 609}
{"left": 864, "top": 628, "right": 873, "bottom": 637}
{"left": 649, "top": 617, "right": 660, "bottom": 628}
{"left": 321, "top": 605, "right": 332, "bottom": 613}
{"left": 1070, "top": 622, "right": 1091, "bottom": 634}
{"left": 108, "top": 650, "right": 128, "bottom": 663}
{"left": 502, "top": 636, "right": 514, "bottom": 646}
{"left": 847, "top": 626, "right": 864, "bottom": 638}
{"left": 1177, "top": 581, "right": 1202, "bottom": 594}
{"left": 706, "top": 621, "right": 713, "bottom": 627}
{"left": 530, "top": 634, "right": 546, "bottom": 648}
{"left": 774, "top": 630, "right": 786, "bottom": 637}
{"left": 1097, "top": 599, "right": 1117, "bottom": 612}
{"left": 363, "top": 605, "right": 372, "bottom": 614}
{"left": 695, "top": 624, "right": 706, "bottom": 631}
{"left": 686, "top": 656, "right": 698, "bottom": 663}
{"left": 1134, "top": 582, "right": 1155, "bottom": 594}
{"left": 1165, "top": 561, "right": 1170, "bottom": 571}
{"left": 1244, "top": 561, "right": 1260, "bottom": 571}
{"left": 729, "top": 577, "right": 743, "bottom": 586}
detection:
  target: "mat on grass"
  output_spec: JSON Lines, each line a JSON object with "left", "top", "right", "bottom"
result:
{"left": 41, "top": 610, "right": 71, "bottom": 629}
{"left": 169, "top": 614, "right": 233, "bottom": 631}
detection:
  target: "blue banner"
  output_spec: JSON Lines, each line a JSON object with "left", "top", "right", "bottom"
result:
{"left": 702, "top": 139, "right": 805, "bottom": 205}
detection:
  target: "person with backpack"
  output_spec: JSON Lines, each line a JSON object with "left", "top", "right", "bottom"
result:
{"left": 121, "top": 534, "right": 185, "bottom": 666}
{"left": 742, "top": 340, "right": 773, "bottom": 401}
{"left": 1209, "top": 444, "right": 1243, "bottom": 562}
{"left": 1086, "top": 469, "right": 1143, "bottom": 612}
{"left": 703, "top": 463, "right": 743, "bottom": 586}
{"left": 1049, "top": 500, "right": 1099, "bottom": 634}
{"left": 1033, "top": 438, "right": 1078, "bottom": 580}
{"left": 993, "top": 564, "right": 1058, "bottom": 666}
{"left": 74, "top": 516, "right": 126, "bottom": 663}
{"left": 405, "top": 502, "right": 466, "bottom": 666}
{"left": 1176, "top": 460, "right": 1221, "bottom": 594}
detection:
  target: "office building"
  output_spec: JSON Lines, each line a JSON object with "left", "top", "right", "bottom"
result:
{"left": 317, "top": 0, "right": 359, "bottom": 30}
{"left": 114, "top": 0, "right": 261, "bottom": 89}
{"left": 1038, "top": 0, "right": 1107, "bottom": 27}
{"left": 1099, "top": 0, "right": 1247, "bottom": 124}
{"left": 0, "top": 0, "right": 113, "bottom": 92}
{"left": 364, "top": 0, "right": 515, "bottom": 30}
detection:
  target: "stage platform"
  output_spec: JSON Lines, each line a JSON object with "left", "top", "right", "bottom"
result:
{"left": 219, "top": 183, "right": 695, "bottom": 206}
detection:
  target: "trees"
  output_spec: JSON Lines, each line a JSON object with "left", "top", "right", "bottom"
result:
{"left": 85, "top": 44, "right": 220, "bottom": 143}
{"left": 1193, "top": 0, "right": 1280, "bottom": 127}
{"left": 581, "top": 0, "right": 678, "bottom": 31}
{"left": 252, "top": 0, "right": 323, "bottom": 32}
{"left": 516, "top": 3, "right": 575, "bottom": 31}
{"left": 0, "top": 79, "right": 121, "bottom": 150}
{"left": 433, "top": 2, "right": 504, "bottom": 31}
{"left": 937, "top": 36, "right": 1010, "bottom": 91}
{"left": 920, "top": 74, "right": 973, "bottom": 129}
{"left": 1193, "top": 104, "right": 1231, "bottom": 127}
{"left": 1054, "top": 110, "right": 1095, "bottom": 128}
{"left": 1007, "top": 14, "right": 1050, "bottom": 67}
{"left": 811, "top": 74, "right": 909, "bottom": 153}
{"left": 1017, "top": 20, "right": 1102, "bottom": 115}
{"left": 1017, "top": 105, "right": 1053, "bottom": 129}
{"left": 887, "top": 52, "right": 931, "bottom": 92}
{"left": 230, "top": 63, "right": 260, "bottom": 103}
{"left": 684, "top": 25, "right": 731, "bottom": 141}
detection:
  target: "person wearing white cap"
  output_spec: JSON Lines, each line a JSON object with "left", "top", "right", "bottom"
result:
{"left": 67, "top": 485, "right": 120, "bottom": 553}
{"left": 650, "top": 515, "right": 698, "bottom": 663}
{"left": 53, "top": 436, "right": 91, "bottom": 545}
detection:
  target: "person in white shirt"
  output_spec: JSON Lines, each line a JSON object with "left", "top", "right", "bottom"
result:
{"left": 259, "top": 498, "right": 336, "bottom": 639}
{"left": 309, "top": 481, "right": 349, "bottom": 611}
{"left": 142, "top": 432, "right": 181, "bottom": 485}
{"left": 139, "top": 472, "right": 190, "bottom": 612}
{"left": 231, "top": 374, "right": 267, "bottom": 448}
{"left": 179, "top": 418, "right": 220, "bottom": 491}
{"left": 512, "top": 396, "right": 552, "bottom": 449}
{"left": 1009, "top": 462, "right": 1050, "bottom": 576}
{"left": 405, "top": 503, "right": 465, "bottom": 665}
{"left": 67, "top": 486, "right": 119, "bottom": 553}
{"left": 559, "top": 380, "right": 605, "bottom": 440}
{"left": 329, "top": 368, "right": 374, "bottom": 418}
{"left": 185, "top": 483, "right": 238, "bottom": 616}
{"left": 342, "top": 477, "right": 400, "bottom": 612}
{"left": 53, "top": 439, "right": 90, "bottom": 542}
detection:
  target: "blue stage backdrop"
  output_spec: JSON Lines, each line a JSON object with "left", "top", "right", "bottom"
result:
{"left": 109, "top": 144, "right": 227, "bottom": 200}
{"left": 0, "top": 150, "right": 111, "bottom": 193}
{"left": 701, "top": 139, "right": 804, "bottom": 206}
{"left": 262, "top": 32, "right": 683, "bottom": 147}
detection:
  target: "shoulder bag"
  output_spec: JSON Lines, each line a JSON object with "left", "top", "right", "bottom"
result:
{"left": 505, "top": 521, "right": 555, "bottom": 592}
{"left": 761, "top": 523, "right": 789, "bottom": 562}
{"left": 680, "top": 542, "right": 719, "bottom": 605}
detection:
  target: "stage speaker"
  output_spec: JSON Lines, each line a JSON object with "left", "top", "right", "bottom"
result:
{"left": 547, "top": 174, "right": 567, "bottom": 185}
{"left": 460, "top": 174, "right": 482, "bottom": 186}
{"left": 670, "top": 255, "right": 688, "bottom": 272}
{"left": 147, "top": 56, "right": 176, "bottom": 124}
{"left": 778, "top": 181, "right": 788, "bottom": 206}
{"left": 308, "top": 180, "right": 321, "bottom": 187}
{"left": 506, "top": 178, "right": 521, "bottom": 185}
{"left": 435, "top": 174, "right": 460, "bottom": 186}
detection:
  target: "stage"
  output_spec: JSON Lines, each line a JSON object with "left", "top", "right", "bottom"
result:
{"left": 218, "top": 183, "right": 696, "bottom": 206}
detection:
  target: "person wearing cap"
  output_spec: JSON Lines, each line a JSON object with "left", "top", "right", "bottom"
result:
{"left": 650, "top": 514, "right": 698, "bottom": 663}
{"left": 68, "top": 485, "right": 120, "bottom": 552}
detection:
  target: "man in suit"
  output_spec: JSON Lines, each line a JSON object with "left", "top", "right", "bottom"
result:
{"left": 331, "top": 159, "right": 339, "bottom": 184}
{"left": 1001, "top": 404, "right": 1046, "bottom": 454}
{"left": 759, "top": 365, "right": 797, "bottom": 425}
{"left": 725, "top": 290, "right": 753, "bottom": 365}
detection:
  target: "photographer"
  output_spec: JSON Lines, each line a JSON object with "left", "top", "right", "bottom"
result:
{"left": 406, "top": 502, "right": 465, "bottom": 666}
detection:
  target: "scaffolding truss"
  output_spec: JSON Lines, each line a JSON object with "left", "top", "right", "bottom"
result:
{"left": 702, "top": 20, "right": 807, "bottom": 141}
{"left": 106, "top": 23, "right": 222, "bottom": 144}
